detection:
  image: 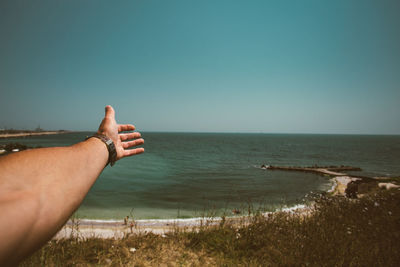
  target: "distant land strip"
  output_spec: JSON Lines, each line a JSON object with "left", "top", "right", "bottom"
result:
{"left": 0, "top": 130, "right": 70, "bottom": 139}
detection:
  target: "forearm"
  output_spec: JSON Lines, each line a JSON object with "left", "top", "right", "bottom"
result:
{"left": 0, "top": 105, "right": 144, "bottom": 266}
{"left": 0, "top": 138, "right": 108, "bottom": 265}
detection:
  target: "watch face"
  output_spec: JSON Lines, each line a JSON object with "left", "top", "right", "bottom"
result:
{"left": 106, "top": 139, "right": 113, "bottom": 146}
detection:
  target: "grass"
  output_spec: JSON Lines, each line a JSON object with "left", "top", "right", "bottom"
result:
{"left": 21, "top": 188, "right": 400, "bottom": 266}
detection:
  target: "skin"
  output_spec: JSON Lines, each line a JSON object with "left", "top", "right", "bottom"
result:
{"left": 0, "top": 105, "right": 144, "bottom": 266}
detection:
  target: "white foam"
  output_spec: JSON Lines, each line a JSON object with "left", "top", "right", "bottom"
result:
{"left": 78, "top": 219, "right": 121, "bottom": 224}
{"left": 327, "top": 178, "right": 337, "bottom": 193}
{"left": 74, "top": 216, "right": 225, "bottom": 228}
{"left": 76, "top": 204, "right": 311, "bottom": 226}
{"left": 279, "top": 204, "right": 306, "bottom": 213}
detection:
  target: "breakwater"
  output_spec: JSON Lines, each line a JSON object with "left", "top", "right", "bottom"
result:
{"left": 265, "top": 164, "right": 399, "bottom": 198}
{"left": 266, "top": 165, "right": 362, "bottom": 176}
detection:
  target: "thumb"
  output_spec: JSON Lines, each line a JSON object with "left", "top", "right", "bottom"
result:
{"left": 105, "top": 105, "right": 115, "bottom": 119}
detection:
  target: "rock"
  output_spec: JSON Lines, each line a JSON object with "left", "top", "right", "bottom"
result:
{"left": 345, "top": 181, "right": 358, "bottom": 198}
{"left": 3, "top": 143, "right": 28, "bottom": 152}
{"left": 378, "top": 183, "right": 400, "bottom": 190}
{"left": 333, "top": 176, "right": 361, "bottom": 196}
{"left": 261, "top": 164, "right": 269, "bottom": 169}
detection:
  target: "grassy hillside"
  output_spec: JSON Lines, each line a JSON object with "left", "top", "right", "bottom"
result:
{"left": 21, "top": 188, "right": 400, "bottom": 266}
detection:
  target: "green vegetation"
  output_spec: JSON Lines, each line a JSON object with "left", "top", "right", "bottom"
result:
{"left": 21, "top": 189, "right": 400, "bottom": 266}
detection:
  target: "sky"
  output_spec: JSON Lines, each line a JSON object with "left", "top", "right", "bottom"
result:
{"left": 1, "top": 0, "right": 399, "bottom": 134}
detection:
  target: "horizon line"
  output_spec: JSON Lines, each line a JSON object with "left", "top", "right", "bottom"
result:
{"left": 76, "top": 130, "right": 400, "bottom": 136}
{"left": 2, "top": 128, "right": 399, "bottom": 136}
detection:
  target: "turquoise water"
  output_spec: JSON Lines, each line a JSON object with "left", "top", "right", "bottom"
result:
{"left": 2, "top": 132, "right": 400, "bottom": 219}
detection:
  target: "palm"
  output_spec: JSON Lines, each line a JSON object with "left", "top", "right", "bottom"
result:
{"left": 97, "top": 106, "right": 144, "bottom": 160}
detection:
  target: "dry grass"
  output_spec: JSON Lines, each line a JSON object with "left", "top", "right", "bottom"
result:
{"left": 20, "top": 232, "right": 216, "bottom": 266}
{"left": 21, "top": 188, "right": 400, "bottom": 266}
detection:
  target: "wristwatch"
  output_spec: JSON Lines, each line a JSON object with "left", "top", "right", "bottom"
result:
{"left": 86, "top": 133, "right": 117, "bottom": 166}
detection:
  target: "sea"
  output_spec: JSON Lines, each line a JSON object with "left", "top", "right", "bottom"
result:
{"left": 1, "top": 132, "right": 400, "bottom": 220}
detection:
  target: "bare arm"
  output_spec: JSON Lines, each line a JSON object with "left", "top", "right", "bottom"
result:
{"left": 0, "top": 106, "right": 144, "bottom": 266}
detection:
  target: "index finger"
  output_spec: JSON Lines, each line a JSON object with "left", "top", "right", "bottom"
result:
{"left": 123, "top": 147, "right": 145, "bottom": 157}
{"left": 118, "top": 124, "right": 135, "bottom": 132}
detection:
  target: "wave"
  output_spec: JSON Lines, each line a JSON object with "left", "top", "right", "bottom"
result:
{"left": 279, "top": 204, "right": 307, "bottom": 213}
{"left": 71, "top": 203, "right": 309, "bottom": 227}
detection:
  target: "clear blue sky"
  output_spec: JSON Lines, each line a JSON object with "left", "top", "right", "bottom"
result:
{"left": 1, "top": 0, "right": 399, "bottom": 134}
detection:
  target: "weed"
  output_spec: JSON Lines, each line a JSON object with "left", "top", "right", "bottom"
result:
{"left": 21, "top": 189, "right": 400, "bottom": 266}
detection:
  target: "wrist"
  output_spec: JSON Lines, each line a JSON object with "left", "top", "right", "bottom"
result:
{"left": 82, "top": 138, "right": 109, "bottom": 167}
{"left": 86, "top": 134, "right": 117, "bottom": 166}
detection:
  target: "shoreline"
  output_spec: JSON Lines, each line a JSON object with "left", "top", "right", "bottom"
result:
{"left": 0, "top": 131, "right": 69, "bottom": 139}
{"left": 54, "top": 165, "right": 399, "bottom": 239}
{"left": 54, "top": 203, "right": 310, "bottom": 239}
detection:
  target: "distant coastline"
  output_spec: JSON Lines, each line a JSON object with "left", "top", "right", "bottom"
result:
{"left": 0, "top": 130, "right": 70, "bottom": 139}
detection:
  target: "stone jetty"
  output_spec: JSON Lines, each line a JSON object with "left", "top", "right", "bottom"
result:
{"left": 264, "top": 165, "right": 399, "bottom": 198}
{"left": 266, "top": 165, "right": 362, "bottom": 176}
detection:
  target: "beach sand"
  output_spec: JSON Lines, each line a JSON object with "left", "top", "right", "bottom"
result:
{"left": 329, "top": 176, "right": 361, "bottom": 195}
{"left": 54, "top": 204, "right": 313, "bottom": 240}
{"left": 55, "top": 217, "right": 222, "bottom": 239}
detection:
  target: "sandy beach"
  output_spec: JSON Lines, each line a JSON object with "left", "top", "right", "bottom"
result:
{"left": 55, "top": 218, "right": 196, "bottom": 239}
{"left": 54, "top": 204, "right": 311, "bottom": 239}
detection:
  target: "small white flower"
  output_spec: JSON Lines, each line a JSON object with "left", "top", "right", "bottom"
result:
{"left": 374, "top": 202, "right": 379, "bottom": 207}
{"left": 347, "top": 231, "right": 352, "bottom": 235}
{"left": 129, "top": 248, "right": 137, "bottom": 253}
{"left": 161, "top": 234, "right": 167, "bottom": 238}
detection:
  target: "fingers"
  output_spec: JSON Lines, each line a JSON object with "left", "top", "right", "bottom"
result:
{"left": 118, "top": 124, "right": 135, "bottom": 132}
{"left": 120, "top": 137, "right": 144, "bottom": 159}
{"left": 123, "top": 147, "right": 145, "bottom": 157}
{"left": 120, "top": 132, "right": 141, "bottom": 141}
{"left": 105, "top": 105, "right": 115, "bottom": 119}
{"left": 122, "top": 138, "right": 144, "bottom": 148}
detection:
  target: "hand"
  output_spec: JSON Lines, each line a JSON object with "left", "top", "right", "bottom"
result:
{"left": 97, "top": 105, "right": 144, "bottom": 160}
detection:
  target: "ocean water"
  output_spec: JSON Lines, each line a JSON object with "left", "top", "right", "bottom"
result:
{"left": 2, "top": 132, "right": 400, "bottom": 220}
